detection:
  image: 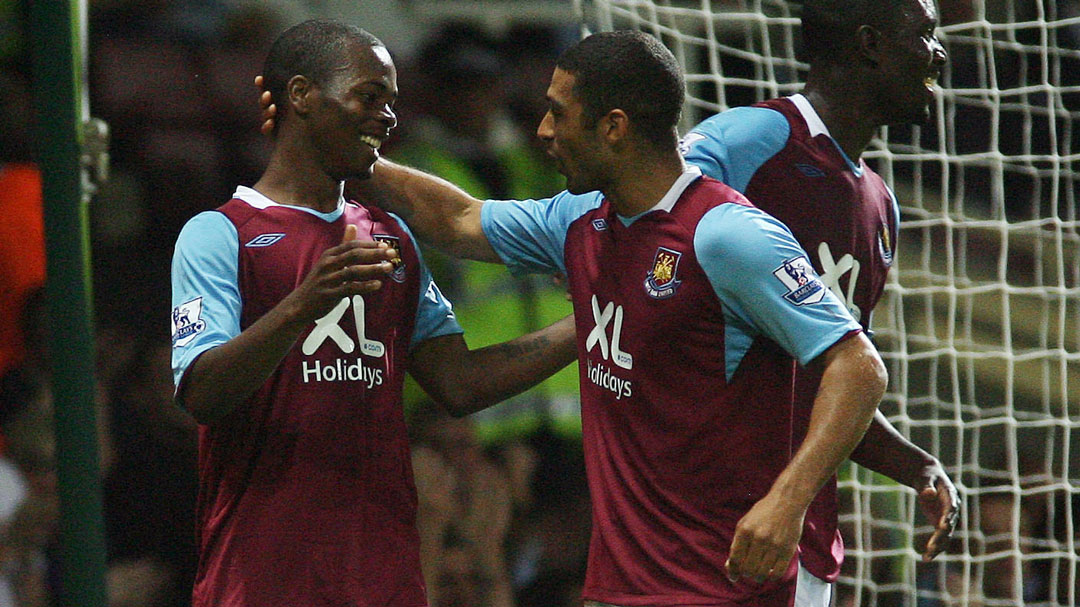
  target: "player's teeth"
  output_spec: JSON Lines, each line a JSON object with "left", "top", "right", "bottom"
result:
{"left": 360, "top": 136, "right": 382, "bottom": 149}
{"left": 924, "top": 77, "right": 937, "bottom": 88}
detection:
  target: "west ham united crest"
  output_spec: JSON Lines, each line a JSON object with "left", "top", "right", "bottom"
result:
{"left": 644, "top": 247, "right": 682, "bottom": 299}
{"left": 373, "top": 234, "right": 407, "bottom": 283}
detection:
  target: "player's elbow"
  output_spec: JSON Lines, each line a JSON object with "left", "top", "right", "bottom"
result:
{"left": 436, "top": 389, "right": 486, "bottom": 418}
{"left": 853, "top": 339, "right": 889, "bottom": 408}
{"left": 828, "top": 332, "right": 888, "bottom": 409}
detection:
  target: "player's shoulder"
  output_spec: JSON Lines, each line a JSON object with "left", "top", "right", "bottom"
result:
{"left": 693, "top": 174, "right": 753, "bottom": 203}
{"left": 693, "top": 195, "right": 794, "bottom": 258}
{"left": 176, "top": 209, "right": 237, "bottom": 247}
{"left": 685, "top": 104, "right": 790, "bottom": 149}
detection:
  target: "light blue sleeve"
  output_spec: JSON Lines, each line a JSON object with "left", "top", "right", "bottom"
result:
{"left": 387, "top": 215, "right": 464, "bottom": 348}
{"left": 695, "top": 204, "right": 861, "bottom": 376}
{"left": 681, "top": 106, "right": 790, "bottom": 192}
{"left": 480, "top": 190, "right": 604, "bottom": 276}
{"left": 170, "top": 211, "right": 241, "bottom": 388}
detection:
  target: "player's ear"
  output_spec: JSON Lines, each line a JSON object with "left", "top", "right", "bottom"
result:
{"left": 856, "top": 24, "right": 884, "bottom": 67}
{"left": 601, "top": 109, "right": 630, "bottom": 144}
{"left": 287, "top": 75, "right": 314, "bottom": 116}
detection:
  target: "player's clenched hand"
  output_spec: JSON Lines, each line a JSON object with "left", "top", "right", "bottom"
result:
{"left": 725, "top": 491, "right": 803, "bottom": 585}
{"left": 254, "top": 75, "right": 276, "bottom": 136}
{"left": 918, "top": 462, "right": 960, "bottom": 561}
{"left": 283, "top": 224, "right": 395, "bottom": 324}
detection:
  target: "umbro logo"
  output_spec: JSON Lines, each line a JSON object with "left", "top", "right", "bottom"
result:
{"left": 245, "top": 233, "right": 286, "bottom": 247}
{"left": 795, "top": 163, "right": 825, "bottom": 178}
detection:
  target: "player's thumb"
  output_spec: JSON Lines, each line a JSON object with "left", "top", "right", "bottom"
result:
{"left": 342, "top": 224, "right": 358, "bottom": 244}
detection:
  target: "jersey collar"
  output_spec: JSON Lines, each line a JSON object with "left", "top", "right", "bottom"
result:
{"left": 788, "top": 93, "right": 864, "bottom": 177}
{"left": 233, "top": 185, "right": 347, "bottom": 221}
{"left": 617, "top": 165, "right": 703, "bottom": 225}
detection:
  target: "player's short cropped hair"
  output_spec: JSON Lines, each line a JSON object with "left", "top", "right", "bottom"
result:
{"left": 556, "top": 30, "right": 684, "bottom": 150}
{"left": 800, "top": 0, "right": 914, "bottom": 64}
{"left": 262, "top": 19, "right": 384, "bottom": 128}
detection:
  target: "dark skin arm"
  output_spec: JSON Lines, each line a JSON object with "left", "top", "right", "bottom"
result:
{"left": 850, "top": 410, "right": 960, "bottom": 561}
{"left": 177, "top": 225, "right": 396, "bottom": 424}
{"left": 407, "top": 315, "right": 577, "bottom": 417}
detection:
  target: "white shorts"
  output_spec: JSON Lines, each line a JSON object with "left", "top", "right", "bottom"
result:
{"left": 794, "top": 562, "right": 833, "bottom": 607}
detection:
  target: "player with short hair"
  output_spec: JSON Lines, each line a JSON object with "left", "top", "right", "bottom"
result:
{"left": 682, "top": 0, "right": 958, "bottom": 603}
{"left": 170, "top": 19, "right": 576, "bottom": 606}
{"left": 347, "top": 29, "right": 888, "bottom": 606}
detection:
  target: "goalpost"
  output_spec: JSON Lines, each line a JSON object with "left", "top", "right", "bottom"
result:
{"left": 573, "top": 1, "right": 1080, "bottom": 605}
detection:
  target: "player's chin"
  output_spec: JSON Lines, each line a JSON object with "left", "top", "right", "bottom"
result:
{"left": 345, "top": 160, "right": 378, "bottom": 181}
{"left": 888, "top": 103, "right": 934, "bottom": 127}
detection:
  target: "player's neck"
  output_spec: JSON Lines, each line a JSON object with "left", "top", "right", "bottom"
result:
{"left": 255, "top": 148, "right": 343, "bottom": 213}
{"left": 605, "top": 151, "right": 686, "bottom": 217}
{"left": 802, "top": 72, "right": 879, "bottom": 162}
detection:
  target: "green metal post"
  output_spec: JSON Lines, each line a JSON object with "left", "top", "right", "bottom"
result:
{"left": 30, "top": 1, "right": 108, "bottom": 606}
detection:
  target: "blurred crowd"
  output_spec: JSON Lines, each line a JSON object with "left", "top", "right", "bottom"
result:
{"left": 2, "top": 1, "right": 1079, "bottom": 606}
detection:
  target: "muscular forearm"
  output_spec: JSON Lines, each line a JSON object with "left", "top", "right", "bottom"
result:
{"left": 410, "top": 315, "right": 578, "bottom": 417}
{"left": 849, "top": 410, "right": 939, "bottom": 489}
{"left": 770, "top": 333, "right": 888, "bottom": 508}
{"left": 351, "top": 159, "right": 500, "bottom": 262}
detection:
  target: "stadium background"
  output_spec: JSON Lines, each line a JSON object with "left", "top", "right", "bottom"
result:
{"left": 1, "top": 0, "right": 1077, "bottom": 606}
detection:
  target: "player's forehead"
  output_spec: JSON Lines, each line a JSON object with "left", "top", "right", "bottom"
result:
{"left": 546, "top": 68, "right": 579, "bottom": 107}
{"left": 333, "top": 43, "right": 397, "bottom": 91}
{"left": 900, "top": 0, "right": 939, "bottom": 28}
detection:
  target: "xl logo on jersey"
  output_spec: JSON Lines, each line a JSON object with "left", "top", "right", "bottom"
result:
{"left": 818, "top": 242, "right": 863, "bottom": 323}
{"left": 300, "top": 295, "right": 384, "bottom": 387}
{"left": 586, "top": 296, "right": 634, "bottom": 400}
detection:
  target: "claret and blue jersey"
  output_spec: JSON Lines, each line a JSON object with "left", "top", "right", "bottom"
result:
{"left": 685, "top": 94, "right": 901, "bottom": 583}
{"left": 481, "top": 166, "right": 861, "bottom": 606}
{"left": 170, "top": 186, "right": 461, "bottom": 606}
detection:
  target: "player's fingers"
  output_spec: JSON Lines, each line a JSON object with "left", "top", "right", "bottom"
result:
{"left": 744, "top": 539, "right": 777, "bottom": 583}
{"left": 923, "top": 527, "right": 949, "bottom": 561}
{"left": 339, "top": 246, "right": 396, "bottom": 270}
{"left": 324, "top": 238, "right": 388, "bottom": 261}
{"left": 254, "top": 74, "right": 263, "bottom": 88}
{"left": 725, "top": 535, "right": 748, "bottom": 582}
{"left": 337, "top": 260, "right": 394, "bottom": 284}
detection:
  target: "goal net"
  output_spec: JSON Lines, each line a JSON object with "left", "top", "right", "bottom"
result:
{"left": 573, "top": 1, "right": 1080, "bottom": 605}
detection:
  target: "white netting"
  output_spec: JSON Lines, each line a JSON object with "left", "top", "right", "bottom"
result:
{"left": 574, "top": 1, "right": 1080, "bottom": 605}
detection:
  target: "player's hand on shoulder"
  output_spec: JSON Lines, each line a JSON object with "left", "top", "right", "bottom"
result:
{"left": 254, "top": 75, "right": 276, "bottom": 136}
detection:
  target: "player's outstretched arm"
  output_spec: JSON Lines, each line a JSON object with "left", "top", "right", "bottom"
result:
{"left": 407, "top": 315, "right": 577, "bottom": 417}
{"left": 351, "top": 158, "right": 501, "bottom": 263}
{"left": 849, "top": 411, "right": 960, "bottom": 560}
{"left": 177, "top": 226, "right": 396, "bottom": 424}
{"left": 254, "top": 75, "right": 499, "bottom": 264}
{"left": 726, "top": 332, "right": 887, "bottom": 584}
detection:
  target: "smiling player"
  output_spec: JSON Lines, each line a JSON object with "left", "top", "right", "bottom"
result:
{"left": 169, "top": 20, "right": 577, "bottom": 606}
